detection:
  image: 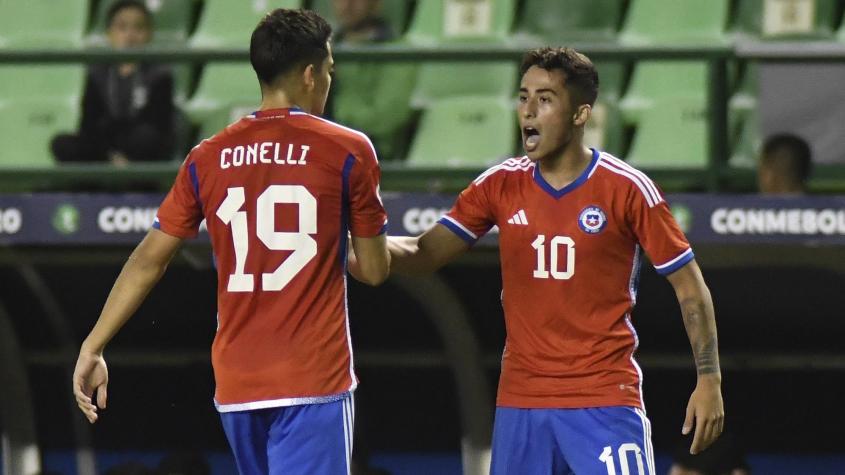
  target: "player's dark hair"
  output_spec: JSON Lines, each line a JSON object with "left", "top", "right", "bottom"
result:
{"left": 520, "top": 47, "right": 599, "bottom": 107}
{"left": 250, "top": 9, "right": 333, "bottom": 86}
{"left": 106, "top": 0, "right": 153, "bottom": 28}
{"left": 761, "top": 133, "right": 813, "bottom": 183}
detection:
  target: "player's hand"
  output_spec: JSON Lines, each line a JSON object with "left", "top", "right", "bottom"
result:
{"left": 682, "top": 375, "right": 724, "bottom": 454}
{"left": 73, "top": 349, "right": 109, "bottom": 424}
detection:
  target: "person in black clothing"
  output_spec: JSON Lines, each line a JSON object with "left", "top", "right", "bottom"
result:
{"left": 333, "top": 0, "right": 394, "bottom": 43}
{"left": 52, "top": 0, "right": 174, "bottom": 164}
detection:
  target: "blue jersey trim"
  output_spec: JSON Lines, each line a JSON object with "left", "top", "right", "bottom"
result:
{"left": 655, "top": 249, "right": 695, "bottom": 275}
{"left": 339, "top": 154, "right": 355, "bottom": 269}
{"left": 377, "top": 222, "right": 388, "bottom": 235}
{"left": 152, "top": 219, "right": 161, "bottom": 230}
{"left": 188, "top": 162, "right": 203, "bottom": 209}
{"left": 437, "top": 217, "right": 477, "bottom": 245}
{"left": 533, "top": 148, "right": 599, "bottom": 199}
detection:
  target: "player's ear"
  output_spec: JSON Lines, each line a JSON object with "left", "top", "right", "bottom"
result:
{"left": 302, "top": 64, "right": 316, "bottom": 92}
{"left": 573, "top": 104, "right": 591, "bottom": 127}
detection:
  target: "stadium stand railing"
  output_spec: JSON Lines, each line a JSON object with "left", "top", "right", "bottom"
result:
{"left": 3, "top": 41, "right": 845, "bottom": 193}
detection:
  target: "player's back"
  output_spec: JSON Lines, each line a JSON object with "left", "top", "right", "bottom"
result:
{"left": 155, "top": 107, "right": 387, "bottom": 411}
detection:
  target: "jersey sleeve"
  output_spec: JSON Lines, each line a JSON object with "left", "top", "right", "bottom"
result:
{"left": 629, "top": 185, "right": 694, "bottom": 276}
{"left": 348, "top": 142, "right": 388, "bottom": 237}
{"left": 437, "top": 178, "right": 495, "bottom": 245}
{"left": 154, "top": 156, "right": 203, "bottom": 239}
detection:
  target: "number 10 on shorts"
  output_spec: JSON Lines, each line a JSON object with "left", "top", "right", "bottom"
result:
{"left": 599, "top": 443, "right": 646, "bottom": 475}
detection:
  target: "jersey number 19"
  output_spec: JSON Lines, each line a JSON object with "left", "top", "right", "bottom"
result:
{"left": 217, "top": 185, "right": 317, "bottom": 292}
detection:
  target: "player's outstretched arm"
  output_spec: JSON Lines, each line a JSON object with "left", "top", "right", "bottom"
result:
{"left": 388, "top": 224, "right": 470, "bottom": 275}
{"left": 349, "top": 234, "right": 390, "bottom": 286}
{"left": 666, "top": 259, "right": 724, "bottom": 455}
{"left": 73, "top": 228, "right": 183, "bottom": 423}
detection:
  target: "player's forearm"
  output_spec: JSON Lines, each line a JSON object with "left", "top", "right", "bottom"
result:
{"left": 387, "top": 236, "right": 429, "bottom": 274}
{"left": 81, "top": 252, "right": 170, "bottom": 354}
{"left": 679, "top": 287, "right": 721, "bottom": 382}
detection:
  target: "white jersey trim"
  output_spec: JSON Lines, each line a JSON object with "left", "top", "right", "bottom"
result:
{"left": 473, "top": 156, "right": 534, "bottom": 185}
{"left": 634, "top": 407, "right": 656, "bottom": 475}
{"left": 654, "top": 248, "right": 693, "bottom": 271}
{"left": 624, "top": 314, "right": 646, "bottom": 410}
{"left": 600, "top": 152, "right": 663, "bottom": 202}
{"left": 440, "top": 215, "right": 479, "bottom": 240}
{"left": 342, "top": 273, "right": 358, "bottom": 392}
{"left": 214, "top": 390, "right": 352, "bottom": 413}
{"left": 597, "top": 154, "right": 663, "bottom": 207}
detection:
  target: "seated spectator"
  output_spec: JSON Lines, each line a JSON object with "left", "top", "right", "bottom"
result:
{"left": 669, "top": 433, "right": 751, "bottom": 475}
{"left": 328, "top": 0, "right": 416, "bottom": 160}
{"left": 52, "top": 0, "right": 174, "bottom": 165}
{"left": 758, "top": 133, "right": 812, "bottom": 194}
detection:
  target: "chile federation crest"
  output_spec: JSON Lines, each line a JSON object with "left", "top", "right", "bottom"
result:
{"left": 578, "top": 206, "right": 607, "bottom": 234}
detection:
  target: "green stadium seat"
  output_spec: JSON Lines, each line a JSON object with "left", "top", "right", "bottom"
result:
{"left": 405, "top": 0, "right": 516, "bottom": 43}
{"left": 309, "top": 0, "right": 412, "bottom": 35}
{"left": 584, "top": 62, "right": 626, "bottom": 156}
{"left": 514, "top": 0, "right": 624, "bottom": 43}
{"left": 404, "top": 1, "right": 518, "bottom": 107}
{"left": 407, "top": 95, "right": 517, "bottom": 167}
{"left": 0, "top": 65, "right": 86, "bottom": 167}
{"left": 729, "top": 61, "right": 758, "bottom": 128}
{"left": 585, "top": 100, "right": 624, "bottom": 157}
{"left": 190, "top": 0, "right": 302, "bottom": 48}
{"left": 619, "top": 61, "right": 708, "bottom": 124}
{"left": 620, "top": 0, "right": 730, "bottom": 44}
{"left": 733, "top": 0, "right": 839, "bottom": 39}
{"left": 594, "top": 61, "right": 626, "bottom": 103}
{"left": 184, "top": 64, "right": 260, "bottom": 138}
{"left": 0, "top": 65, "right": 85, "bottom": 101}
{"left": 0, "top": 99, "right": 80, "bottom": 167}
{"left": 89, "top": 0, "right": 196, "bottom": 45}
{"left": 0, "top": 0, "right": 87, "bottom": 48}
{"left": 626, "top": 98, "right": 709, "bottom": 169}
{"left": 729, "top": 110, "right": 760, "bottom": 168}
{"left": 411, "top": 62, "right": 518, "bottom": 108}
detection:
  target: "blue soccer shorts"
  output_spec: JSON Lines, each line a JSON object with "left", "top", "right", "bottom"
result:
{"left": 491, "top": 406, "right": 655, "bottom": 475}
{"left": 219, "top": 396, "right": 354, "bottom": 475}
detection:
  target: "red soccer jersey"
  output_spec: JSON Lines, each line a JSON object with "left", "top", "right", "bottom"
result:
{"left": 154, "top": 108, "right": 387, "bottom": 412}
{"left": 439, "top": 149, "right": 693, "bottom": 409}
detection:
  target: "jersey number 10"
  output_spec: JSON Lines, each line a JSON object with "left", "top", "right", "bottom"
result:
{"left": 217, "top": 185, "right": 318, "bottom": 292}
{"left": 531, "top": 234, "right": 575, "bottom": 280}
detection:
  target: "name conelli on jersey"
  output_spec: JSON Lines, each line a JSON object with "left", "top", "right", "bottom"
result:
{"left": 220, "top": 142, "right": 309, "bottom": 169}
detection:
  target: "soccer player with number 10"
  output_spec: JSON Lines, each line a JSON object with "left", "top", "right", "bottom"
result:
{"left": 367, "top": 47, "right": 725, "bottom": 474}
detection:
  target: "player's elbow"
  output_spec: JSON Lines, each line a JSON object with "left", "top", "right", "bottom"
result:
{"left": 357, "top": 260, "right": 390, "bottom": 286}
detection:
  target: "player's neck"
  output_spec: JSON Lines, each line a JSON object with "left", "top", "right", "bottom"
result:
{"left": 259, "top": 88, "right": 309, "bottom": 114}
{"left": 538, "top": 143, "right": 593, "bottom": 190}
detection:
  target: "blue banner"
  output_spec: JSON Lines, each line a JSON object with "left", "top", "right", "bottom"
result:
{"left": 0, "top": 193, "right": 844, "bottom": 246}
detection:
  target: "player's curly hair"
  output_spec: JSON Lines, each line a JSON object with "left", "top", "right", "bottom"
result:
{"left": 520, "top": 47, "right": 599, "bottom": 107}
{"left": 250, "top": 9, "right": 332, "bottom": 86}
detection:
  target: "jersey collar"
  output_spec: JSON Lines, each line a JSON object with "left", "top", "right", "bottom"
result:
{"left": 533, "top": 148, "right": 600, "bottom": 199}
{"left": 249, "top": 107, "right": 304, "bottom": 119}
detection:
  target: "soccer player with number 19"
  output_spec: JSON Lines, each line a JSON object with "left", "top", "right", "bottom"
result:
{"left": 376, "top": 48, "right": 724, "bottom": 474}
{"left": 73, "top": 9, "right": 389, "bottom": 474}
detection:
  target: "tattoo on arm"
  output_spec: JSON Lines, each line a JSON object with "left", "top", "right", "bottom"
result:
{"left": 694, "top": 336, "right": 720, "bottom": 375}
{"left": 681, "top": 298, "right": 721, "bottom": 377}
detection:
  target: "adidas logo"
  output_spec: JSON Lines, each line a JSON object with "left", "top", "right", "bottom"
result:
{"left": 507, "top": 209, "right": 529, "bottom": 225}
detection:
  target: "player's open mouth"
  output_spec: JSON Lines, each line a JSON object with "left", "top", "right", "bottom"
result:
{"left": 523, "top": 126, "right": 540, "bottom": 151}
